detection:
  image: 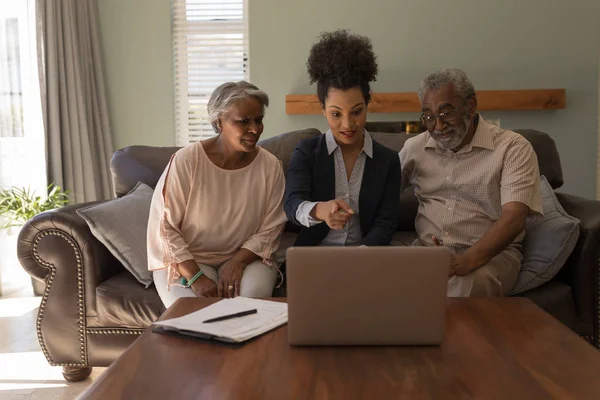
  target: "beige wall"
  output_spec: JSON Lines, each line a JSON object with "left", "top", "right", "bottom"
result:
{"left": 98, "top": 0, "right": 175, "bottom": 150}
{"left": 98, "top": 0, "right": 600, "bottom": 198}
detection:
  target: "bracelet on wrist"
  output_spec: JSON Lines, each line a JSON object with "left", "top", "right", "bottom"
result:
{"left": 180, "top": 269, "right": 204, "bottom": 288}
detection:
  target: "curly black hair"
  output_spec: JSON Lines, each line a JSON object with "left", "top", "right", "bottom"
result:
{"left": 307, "top": 29, "right": 378, "bottom": 106}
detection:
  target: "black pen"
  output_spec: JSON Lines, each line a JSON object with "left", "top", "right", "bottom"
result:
{"left": 203, "top": 309, "right": 258, "bottom": 323}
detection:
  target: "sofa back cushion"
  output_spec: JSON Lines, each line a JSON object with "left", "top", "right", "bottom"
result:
{"left": 111, "top": 145, "right": 181, "bottom": 197}
{"left": 110, "top": 128, "right": 563, "bottom": 206}
{"left": 513, "top": 129, "right": 563, "bottom": 189}
{"left": 255, "top": 128, "right": 321, "bottom": 172}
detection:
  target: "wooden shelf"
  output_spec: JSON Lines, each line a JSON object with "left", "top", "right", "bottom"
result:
{"left": 285, "top": 89, "right": 566, "bottom": 115}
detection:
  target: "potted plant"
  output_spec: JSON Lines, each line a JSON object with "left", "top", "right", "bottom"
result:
{"left": 0, "top": 184, "right": 70, "bottom": 296}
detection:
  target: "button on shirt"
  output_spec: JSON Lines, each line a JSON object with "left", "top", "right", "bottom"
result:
{"left": 295, "top": 130, "right": 373, "bottom": 246}
{"left": 399, "top": 116, "right": 543, "bottom": 251}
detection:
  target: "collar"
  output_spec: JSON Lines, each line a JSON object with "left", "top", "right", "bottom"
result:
{"left": 425, "top": 114, "right": 495, "bottom": 153}
{"left": 325, "top": 129, "right": 373, "bottom": 159}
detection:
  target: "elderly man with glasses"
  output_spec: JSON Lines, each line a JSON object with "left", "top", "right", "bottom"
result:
{"left": 399, "top": 68, "right": 543, "bottom": 297}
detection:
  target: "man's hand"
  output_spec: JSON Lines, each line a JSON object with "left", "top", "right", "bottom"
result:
{"left": 431, "top": 202, "right": 530, "bottom": 277}
{"left": 190, "top": 275, "right": 218, "bottom": 297}
{"left": 312, "top": 199, "right": 354, "bottom": 230}
{"left": 218, "top": 260, "right": 247, "bottom": 298}
{"left": 448, "top": 253, "right": 477, "bottom": 277}
{"left": 432, "top": 235, "right": 477, "bottom": 277}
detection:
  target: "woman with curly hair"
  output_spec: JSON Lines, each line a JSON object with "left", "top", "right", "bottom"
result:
{"left": 284, "top": 30, "right": 401, "bottom": 247}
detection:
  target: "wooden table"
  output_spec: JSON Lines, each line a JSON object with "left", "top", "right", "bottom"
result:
{"left": 79, "top": 298, "right": 600, "bottom": 399}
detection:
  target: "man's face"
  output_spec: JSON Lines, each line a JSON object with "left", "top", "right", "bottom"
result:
{"left": 421, "top": 83, "right": 475, "bottom": 151}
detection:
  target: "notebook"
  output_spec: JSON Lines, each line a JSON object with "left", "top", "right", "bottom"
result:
{"left": 152, "top": 297, "right": 288, "bottom": 343}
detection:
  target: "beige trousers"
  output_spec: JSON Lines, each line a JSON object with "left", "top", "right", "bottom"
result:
{"left": 153, "top": 259, "right": 277, "bottom": 308}
{"left": 447, "top": 248, "right": 522, "bottom": 297}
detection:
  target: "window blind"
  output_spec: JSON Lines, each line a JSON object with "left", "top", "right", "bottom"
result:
{"left": 172, "top": 0, "right": 248, "bottom": 145}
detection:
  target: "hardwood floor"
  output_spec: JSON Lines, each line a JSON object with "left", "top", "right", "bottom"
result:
{"left": 0, "top": 279, "right": 106, "bottom": 399}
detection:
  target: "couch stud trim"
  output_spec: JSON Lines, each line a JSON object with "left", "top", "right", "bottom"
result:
{"left": 86, "top": 328, "right": 145, "bottom": 335}
{"left": 32, "top": 230, "right": 88, "bottom": 367}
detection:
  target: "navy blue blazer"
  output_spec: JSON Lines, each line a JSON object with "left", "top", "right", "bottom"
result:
{"left": 284, "top": 134, "right": 401, "bottom": 247}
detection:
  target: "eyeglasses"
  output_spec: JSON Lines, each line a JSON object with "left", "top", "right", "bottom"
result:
{"left": 420, "top": 109, "right": 461, "bottom": 127}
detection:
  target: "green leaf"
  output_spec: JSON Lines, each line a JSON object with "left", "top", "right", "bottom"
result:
{"left": 0, "top": 183, "right": 71, "bottom": 228}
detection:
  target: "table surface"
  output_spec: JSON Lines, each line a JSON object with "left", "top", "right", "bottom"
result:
{"left": 79, "top": 297, "right": 600, "bottom": 400}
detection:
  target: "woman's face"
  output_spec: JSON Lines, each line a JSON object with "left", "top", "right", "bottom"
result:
{"left": 323, "top": 87, "right": 367, "bottom": 147}
{"left": 218, "top": 97, "right": 264, "bottom": 153}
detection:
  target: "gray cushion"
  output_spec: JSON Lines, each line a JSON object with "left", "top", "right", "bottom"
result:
{"left": 77, "top": 182, "right": 154, "bottom": 287}
{"left": 509, "top": 176, "right": 580, "bottom": 295}
{"left": 258, "top": 128, "right": 321, "bottom": 173}
{"left": 96, "top": 272, "right": 165, "bottom": 327}
{"left": 398, "top": 188, "right": 418, "bottom": 231}
{"left": 111, "top": 145, "right": 180, "bottom": 197}
{"left": 370, "top": 131, "right": 417, "bottom": 153}
{"left": 390, "top": 230, "right": 418, "bottom": 246}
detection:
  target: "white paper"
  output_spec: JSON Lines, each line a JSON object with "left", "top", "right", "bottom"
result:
{"left": 153, "top": 297, "right": 288, "bottom": 343}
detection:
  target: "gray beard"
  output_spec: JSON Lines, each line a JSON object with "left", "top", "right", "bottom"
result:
{"left": 430, "top": 118, "right": 471, "bottom": 150}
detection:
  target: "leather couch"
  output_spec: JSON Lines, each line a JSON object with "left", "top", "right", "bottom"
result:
{"left": 17, "top": 128, "right": 600, "bottom": 382}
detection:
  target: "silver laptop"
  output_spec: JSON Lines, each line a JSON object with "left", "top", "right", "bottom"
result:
{"left": 286, "top": 246, "right": 450, "bottom": 346}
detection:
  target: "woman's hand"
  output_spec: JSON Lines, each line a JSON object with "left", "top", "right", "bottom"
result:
{"left": 218, "top": 260, "right": 247, "bottom": 298}
{"left": 190, "top": 275, "right": 218, "bottom": 297}
{"left": 312, "top": 199, "right": 354, "bottom": 230}
{"left": 175, "top": 260, "right": 217, "bottom": 297}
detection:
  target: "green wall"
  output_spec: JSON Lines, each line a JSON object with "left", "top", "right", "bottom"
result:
{"left": 98, "top": 0, "right": 175, "bottom": 150}
{"left": 98, "top": 0, "right": 600, "bottom": 198}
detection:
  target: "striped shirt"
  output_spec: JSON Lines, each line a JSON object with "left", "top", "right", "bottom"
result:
{"left": 295, "top": 130, "right": 373, "bottom": 246}
{"left": 399, "top": 115, "right": 543, "bottom": 251}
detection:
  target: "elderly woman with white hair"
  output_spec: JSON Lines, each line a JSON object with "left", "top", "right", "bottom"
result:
{"left": 148, "top": 81, "right": 287, "bottom": 307}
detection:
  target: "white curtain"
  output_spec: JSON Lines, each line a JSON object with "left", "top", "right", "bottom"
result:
{"left": 36, "top": 0, "right": 113, "bottom": 202}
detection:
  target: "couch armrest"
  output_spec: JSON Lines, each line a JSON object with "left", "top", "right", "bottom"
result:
{"left": 554, "top": 192, "right": 600, "bottom": 344}
{"left": 17, "top": 201, "right": 124, "bottom": 366}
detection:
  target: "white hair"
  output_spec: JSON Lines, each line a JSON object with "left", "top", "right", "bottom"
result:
{"left": 417, "top": 68, "right": 476, "bottom": 103}
{"left": 207, "top": 81, "right": 269, "bottom": 133}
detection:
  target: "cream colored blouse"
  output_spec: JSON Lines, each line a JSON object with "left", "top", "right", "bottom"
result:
{"left": 147, "top": 142, "right": 287, "bottom": 288}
